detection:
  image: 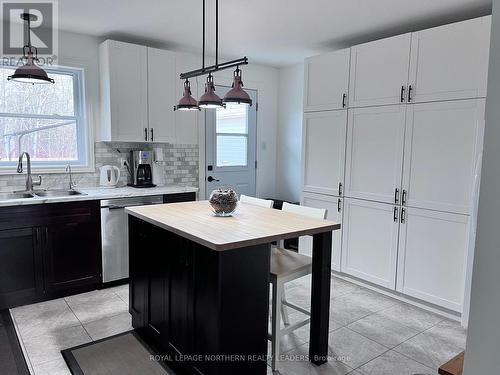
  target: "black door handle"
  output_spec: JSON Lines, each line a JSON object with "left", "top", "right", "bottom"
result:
{"left": 401, "top": 85, "right": 406, "bottom": 103}
{"left": 207, "top": 176, "right": 220, "bottom": 182}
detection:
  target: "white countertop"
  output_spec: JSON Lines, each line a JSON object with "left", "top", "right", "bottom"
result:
{"left": 0, "top": 185, "right": 198, "bottom": 207}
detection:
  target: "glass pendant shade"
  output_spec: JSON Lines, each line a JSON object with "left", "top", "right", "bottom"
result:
{"left": 174, "top": 79, "right": 199, "bottom": 111}
{"left": 7, "top": 13, "right": 54, "bottom": 84}
{"left": 223, "top": 68, "right": 252, "bottom": 106}
{"left": 198, "top": 74, "right": 224, "bottom": 108}
{"left": 8, "top": 53, "right": 54, "bottom": 84}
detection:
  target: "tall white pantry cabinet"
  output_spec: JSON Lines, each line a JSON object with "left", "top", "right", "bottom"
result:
{"left": 301, "top": 16, "right": 490, "bottom": 315}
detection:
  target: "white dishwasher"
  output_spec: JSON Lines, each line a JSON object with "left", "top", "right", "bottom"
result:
{"left": 101, "top": 195, "right": 164, "bottom": 283}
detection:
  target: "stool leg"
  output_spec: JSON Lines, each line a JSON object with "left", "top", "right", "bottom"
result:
{"left": 280, "top": 283, "right": 290, "bottom": 326}
{"left": 271, "top": 280, "right": 281, "bottom": 371}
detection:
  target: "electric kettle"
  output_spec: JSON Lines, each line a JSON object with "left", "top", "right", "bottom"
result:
{"left": 99, "top": 165, "right": 121, "bottom": 188}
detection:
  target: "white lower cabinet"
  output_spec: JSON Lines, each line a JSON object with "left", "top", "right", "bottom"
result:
{"left": 341, "top": 198, "right": 399, "bottom": 289}
{"left": 301, "top": 192, "right": 343, "bottom": 271}
{"left": 397, "top": 208, "right": 469, "bottom": 312}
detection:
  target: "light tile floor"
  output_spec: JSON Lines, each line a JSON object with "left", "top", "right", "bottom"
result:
{"left": 10, "top": 276, "right": 465, "bottom": 375}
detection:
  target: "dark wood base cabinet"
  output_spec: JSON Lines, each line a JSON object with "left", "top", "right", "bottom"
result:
{"left": 0, "top": 201, "right": 101, "bottom": 309}
{"left": 129, "top": 216, "right": 271, "bottom": 375}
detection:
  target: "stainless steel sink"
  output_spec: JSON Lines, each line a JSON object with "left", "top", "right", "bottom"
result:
{"left": 0, "top": 192, "right": 35, "bottom": 200}
{"left": 34, "top": 190, "right": 86, "bottom": 197}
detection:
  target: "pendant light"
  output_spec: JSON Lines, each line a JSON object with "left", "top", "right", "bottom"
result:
{"left": 223, "top": 67, "right": 252, "bottom": 106}
{"left": 174, "top": 79, "right": 200, "bottom": 111}
{"left": 7, "top": 13, "right": 54, "bottom": 84}
{"left": 199, "top": 74, "right": 224, "bottom": 108}
{"left": 176, "top": 0, "right": 251, "bottom": 110}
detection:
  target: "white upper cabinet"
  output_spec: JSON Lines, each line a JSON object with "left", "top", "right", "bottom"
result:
{"left": 342, "top": 198, "right": 399, "bottom": 289}
{"left": 408, "top": 16, "right": 491, "bottom": 103}
{"left": 302, "top": 110, "right": 347, "bottom": 196}
{"left": 301, "top": 192, "right": 343, "bottom": 272}
{"left": 402, "top": 99, "right": 485, "bottom": 215}
{"left": 345, "top": 105, "right": 406, "bottom": 204}
{"left": 349, "top": 34, "right": 412, "bottom": 108}
{"left": 147, "top": 47, "right": 176, "bottom": 143}
{"left": 397, "top": 208, "right": 469, "bottom": 312}
{"left": 99, "top": 40, "right": 148, "bottom": 142}
{"left": 304, "top": 49, "right": 350, "bottom": 112}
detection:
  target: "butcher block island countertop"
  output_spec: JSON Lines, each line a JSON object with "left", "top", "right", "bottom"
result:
{"left": 125, "top": 200, "right": 340, "bottom": 251}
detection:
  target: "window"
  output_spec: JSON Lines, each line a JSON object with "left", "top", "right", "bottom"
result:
{"left": 216, "top": 103, "right": 248, "bottom": 167}
{"left": 0, "top": 64, "right": 87, "bottom": 170}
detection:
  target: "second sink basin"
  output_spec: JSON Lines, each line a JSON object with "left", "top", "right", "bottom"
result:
{"left": 0, "top": 192, "right": 35, "bottom": 200}
{"left": 34, "top": 190, "right": 86, "bottom": 197}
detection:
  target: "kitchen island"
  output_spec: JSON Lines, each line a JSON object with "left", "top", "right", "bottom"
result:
{"left": 126, "top": 200, "right": 340, "bottom": 375}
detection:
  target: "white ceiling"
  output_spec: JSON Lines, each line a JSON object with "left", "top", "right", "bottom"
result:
{"left": 55, "top": 0, "right": 491, "bottom": 66}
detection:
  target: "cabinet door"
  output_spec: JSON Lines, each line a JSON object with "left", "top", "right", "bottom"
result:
{"left": 349, "top": 34, "right": 411, "bottom": 107}
{"left": 105, "top": 41, "right": 148, "bottom": 142}
{"left": 169, "top": 239, "right": 194, "bottom": 356}
{"left": 302, "top": 110, "right": 347, "bottom": 196}
{"left": 301, "top": 192, "right": 343, "bottom": 272}
{"left": 148, "top": 47, "right": 176, "bottom": 143}
{"left": 345, "top": 105, "right": 406, "bottom": 204}
{"left": 44, "top": 219, "right": 101, "bottom": 294}
{"left": 403, "top": 99, "right": 485, "bottom": 214}
{"left": 341, "top": 199, "right": 399, "bottom": 289}
{"left": 408, "top": 16, "right": 491, "bottom": 103}
{"left": 397, "top": 208, "right": 468, "bottom": 312}
{"left": 304, "top": 49, "right": 350, "bottom": 112}
{"left": 129, "top": 217, "right": 148, "bottom": 328}
{"left": 0, "top": 228, "right": 43, "bottom": 309}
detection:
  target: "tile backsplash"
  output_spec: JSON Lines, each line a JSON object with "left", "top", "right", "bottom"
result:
{"left": 0, "top": 142, "right": 199, "bottom": 192}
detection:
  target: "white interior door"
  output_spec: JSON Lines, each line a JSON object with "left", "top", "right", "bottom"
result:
{"left": 301, "top": 192, "right": 343, "bottom": 272}
{"left": 341, "top": 198, "right": 399, "bottom": 289}
{"left": 302, "top": 110, "right": 347, "bottom": 196}
{"left": 345, "top": 105, "right": 406, "bottom": 204}
{"left": 397, "top": 207, "right": 469, "bottom": 312}
{"left": 205, "top": 87, "right": 257, "bottom": 198}
{"left": 349, "top": 33, "right": 412, "bottom": 107}
{"left": 403, "top": 99, "right": 485, "bottom": 214}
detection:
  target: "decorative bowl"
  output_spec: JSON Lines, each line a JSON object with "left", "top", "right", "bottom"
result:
{"left": 209, "top": 188, "right": 238, "bottom": 216}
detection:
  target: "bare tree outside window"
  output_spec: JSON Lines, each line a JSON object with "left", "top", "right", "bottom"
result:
{"left": 0, "top": 65, "right": 87, "bottom": 168}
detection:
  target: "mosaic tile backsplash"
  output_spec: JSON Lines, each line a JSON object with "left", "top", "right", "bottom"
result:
{"left": 0, "top": 142, "right": 199, "bottom": 192}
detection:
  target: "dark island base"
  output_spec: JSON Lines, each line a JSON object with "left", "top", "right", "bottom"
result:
{"left": 129, "top": 216, "right": 271, "bottom": 375}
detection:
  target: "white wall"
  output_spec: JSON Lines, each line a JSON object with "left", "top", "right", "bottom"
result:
{"left": 463, "top": 1, "right": 500, "bottom": 374}
{"left": 275, "top": 63, "right": 304, "bottom": 202}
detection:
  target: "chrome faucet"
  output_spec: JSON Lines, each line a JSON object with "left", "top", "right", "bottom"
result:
{"left": 17, "top": 152, "right": 42, "bottom": 192}
{"left": 65, "top": 164, "right": 75, "bottom": 190}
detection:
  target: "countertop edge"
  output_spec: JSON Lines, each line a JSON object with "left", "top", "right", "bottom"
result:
{"left": 0, "top": 186, "right": 198, "bottom": 207}
{"left": 126, "top": 207, "right": 341, "bottom": 252}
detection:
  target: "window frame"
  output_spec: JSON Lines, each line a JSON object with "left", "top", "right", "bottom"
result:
{"left": 0, "top": 63, "right": 89, "bottom": 173}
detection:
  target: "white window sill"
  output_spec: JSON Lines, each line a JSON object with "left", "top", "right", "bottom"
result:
{"left": 0, "top": 166, "right": 96, "bottom": 175}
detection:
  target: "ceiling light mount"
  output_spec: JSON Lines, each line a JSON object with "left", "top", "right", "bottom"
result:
{"left": 7, "top": 13, "right": 55, "bottom": 84}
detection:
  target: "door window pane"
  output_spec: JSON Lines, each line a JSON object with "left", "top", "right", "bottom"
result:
{"left": 216, "top": 135, "right": 247, "bottom": 167}
{"left": 216, "top": 103, "right": 248, "bottom": 134}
